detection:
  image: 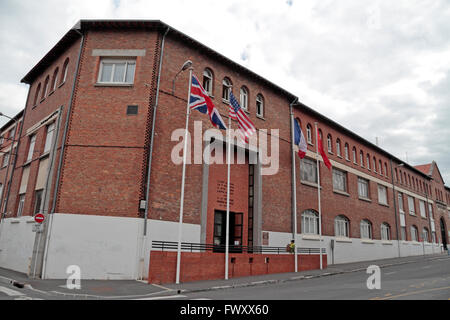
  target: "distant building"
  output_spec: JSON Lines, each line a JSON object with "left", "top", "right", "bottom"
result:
{"left": 0, "top": 20, "right": 448, "bottom": 281}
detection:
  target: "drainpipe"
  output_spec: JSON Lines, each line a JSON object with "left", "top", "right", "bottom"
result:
{"left": 389, "top": 158, "right": 401, "bottom": 258}
{"left": 289, "top": 97, "right": 298, "bottom": 273}
{"left": 143, "top": 26, "right": 170, "bottom": 237}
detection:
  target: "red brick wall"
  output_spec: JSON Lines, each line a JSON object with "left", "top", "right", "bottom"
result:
{"left": 148, "top": 250, "right": 327, "bottom": 284}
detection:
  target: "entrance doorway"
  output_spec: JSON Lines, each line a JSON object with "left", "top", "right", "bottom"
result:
{"left": 213, "top": 210, "right": 243, "bottom": 253}
{"left": 440, "top": 218, "right": 448, "bottom": 250}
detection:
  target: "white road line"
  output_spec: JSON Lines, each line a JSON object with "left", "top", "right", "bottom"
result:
{"left": 385, "top": 272, "right": 397, "bottom": 275}
{"left": 0, "top": 286, "right": 25, "bottom": 297}
{"left": 133, "top": 294, "right": 187, "bottom": 300}
{"left": 191, "top": 298, "right": 212, "bottom": 300}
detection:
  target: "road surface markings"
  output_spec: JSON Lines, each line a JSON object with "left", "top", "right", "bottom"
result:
{"left": 134, "top": 294, "right": 187, "bottom": 300}
{"left": 385, "top": 272, "right": 396, "bottom": 275}
{"left": 0, "top": 286, "right": 25, "bottom": 297}
{"left": 372, "top": 286, "right": 450, "bottom": 300}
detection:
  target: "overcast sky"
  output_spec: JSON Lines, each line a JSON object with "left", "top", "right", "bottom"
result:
{"left": 1, "top": 0, "right": 449, "bottom": 184}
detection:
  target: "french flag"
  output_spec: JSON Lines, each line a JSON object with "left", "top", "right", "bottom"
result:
{"left": 293, "top": 117, "right": 307, "bottom": 159}
{"left": 189, "top": 75, "right": 227, "bottom": 130}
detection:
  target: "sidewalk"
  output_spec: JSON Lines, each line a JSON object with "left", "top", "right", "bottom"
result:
{"left": 1, "top": 252, "right": 448, "bottom": 299}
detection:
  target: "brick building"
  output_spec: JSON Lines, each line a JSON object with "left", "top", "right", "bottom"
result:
{"left": 0, "top": 20, "right": 448, "bottom": 281}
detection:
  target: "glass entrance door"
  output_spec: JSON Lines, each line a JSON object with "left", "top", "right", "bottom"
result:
{"left": 213, "top": 210, "right": 243, "bottom": 253}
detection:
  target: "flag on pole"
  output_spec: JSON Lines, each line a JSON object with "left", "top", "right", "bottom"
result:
{"left": 293, "top": 117, "right": 307, "bottom": 159}
{"left": 189, "top": 74, "right": 227, "bottom": 130}
{"left": 317, "top": 127, "right": 332, "bottom": 170}
{"left": 229, "top": 91, "right": 256, "bottom": 143}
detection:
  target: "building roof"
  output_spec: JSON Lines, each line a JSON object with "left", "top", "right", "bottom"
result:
{"left": 0, "top": 110, "right": 24, "bottom": 132}
{"left": 414, "top": 163, "right": 432, "bottom": 176}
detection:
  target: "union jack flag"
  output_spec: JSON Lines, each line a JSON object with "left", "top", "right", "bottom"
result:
{"left": 189, "top": 74, "right": 227, "bottom": 130}
{"left": 229, "top": 91, "right": 256, "bottom": 143}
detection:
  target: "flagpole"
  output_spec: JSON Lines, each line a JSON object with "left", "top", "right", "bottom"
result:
{"left": 314, "top": 122, "right": 323, "bottom": 270}
{"left": 290, "top": 111, "right": 298, "bottom": 273}
{"left": 175, "top": 67, "right": 193, "bottom": 284}
{"left": 225, "top": 114, "right": 231, "bottom": 280}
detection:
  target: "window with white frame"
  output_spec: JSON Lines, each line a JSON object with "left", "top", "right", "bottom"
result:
{"left": 300, "top": 158, "right": 317, "bottom": 184}
{"left": 428, "top": 203, "right": 433, "bottom": 219}
{"left": 222, "top": 78, "right": 232, "bottom": 102}
{"left": 27, "top": 134, "right": 36, "bottom": 162}
{"left": 327, "top": 135, "right": 332, "bottom": 153}
{"left": 358, "top": 177, "right": 369, "bottom": 199}
{"left": 332, "top": 168, "right": 347, "bottom": 192}
{"left": 336, "top": 139, "right": 341, "bottom": 157}
{"left": 373, "top": 157, "right": 376, "bottom": 172}
{"left": 335, "top": 215, "right": 349, "bottom": 237}
{"left": 240, "top": 87, "right": 248, "bottom": 111}
{"left": 43, "top": 123, "right": 55, "bottom": 154}
{"left": 98, "top": 58, "right": 136, "bottom": 84}
{"left": 2, "top": 152, "right": 9, "bottom": 167}
{"left": 33, "top": 189, "right": 43, "bottom": 215}
{"left": 381, "top": 223, "right": 390, "bottom": 240}
{"left": 378, "top": 185, "right": 388, "bottom": 205}
{"left": 17, "top": 194, "right": 25, "bottom": 217}
{"left": 306, "top": 125, "right": 312, "bottom": 144}
{"left": 301, "top": 210, "right": 319, "bottom": 234}
{"left": 203, "top": 68, "right": 213, "bottom": 95}
{"left": 410, "top": 225, "right": 419, "bottom": 241}
{"left": 407, "top": 196, "right": 416, "bottom": 215}
{"left": 419, "top": 200, "right": 426, "bottom": 218}
{"left": 398, "top": 193, "right": 404, "bottom": 212}
{"left": 366, "top": 154, "right": 370, "bottom": 169}
{"left": 422, "top": 228, "right": 429, "bottom": 243}
{"left": 401, "top": 226, "right": 406, "bottom": 240}
{"left": 360, "top": 219, "right": 372, "bottom": 239}
{"left": 256, "top": 94, "right": 264, "bottom": 117}
{"left": 344, "top": 143, "right": 349, "bottom": 160}
{"left": 61, "top": 58, "right": 69, "bottom": 84}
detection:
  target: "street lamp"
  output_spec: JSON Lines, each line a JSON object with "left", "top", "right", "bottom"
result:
{"left": 172, "top": 60, "right": 193, "bottom": 95}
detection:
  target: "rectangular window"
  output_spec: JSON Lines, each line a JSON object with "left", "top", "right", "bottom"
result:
{"left": 98, "top": 59, "right": 136, "bottom": 84}
{"left": 378, "top": 185, "right": 388, "bottom": 205}
{"left": 43, "top": 123, "right": 55, "bottom": 153}
{"left": 33, "top": 189, "right": 43, "bottom": 215}
{"left": 408, "top": 196, "right": 415, "bottom": 215}
{"left": 398, "top": 193, "right": 404, "bottom": 212}
{"left": 419, "top": 200, "right": 426, "bottom": 218}
{"left": 300, "top": 158, "right": 317, "bottom": 184}
{"left": 332, "top": 168, "right": 347, "bottom": 192}
{"left": 17, "top": 194, "right": 25, "bottom": 217}
{"left": 410, "top": 227, "right": 418, "bottom": 241}
{"left": 27, "top": 134, "right": 36, "bottom": 162}
{"left": 401, "top": 227, "right": 406, "bottom": 240}
{"left": 358, "top": 177, "right": 369, "bottom": 199}
{"left": 2, "top": 152, "right": 9, "bottom": 167}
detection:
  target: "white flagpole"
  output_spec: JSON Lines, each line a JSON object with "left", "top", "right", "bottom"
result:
{"left": 290, "top": 113, "right": 298, "bottom": 273}
{"left": 314, "top": 122, "right": 323, "bottom": 270}
{"left": 175, "top": 67, "right": 193, "bottom": 284}
{"left": 225, "top": 114, "right": 232, "bottom": 280}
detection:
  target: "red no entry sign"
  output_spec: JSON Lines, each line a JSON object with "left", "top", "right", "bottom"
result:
{"left": 34, "top": 213, "right": 45, "bottom": 224}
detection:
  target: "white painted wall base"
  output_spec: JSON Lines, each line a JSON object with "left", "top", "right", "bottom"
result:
{"left": 0, "top": 217, "right": 36, "bottom": 274}
{"left": 265, "top": 230, "right": 444, "bottom": 265}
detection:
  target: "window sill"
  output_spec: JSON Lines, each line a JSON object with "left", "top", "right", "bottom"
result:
{"left": 26, "top": 217, "right": 35, "bottom": 223}
{"left": 58, "top": 81, "right": 66, "bottom": 89}
{"left": 328, "top": 151, "right": 334, "bottom": 155}
{"left": 411, "top": 241, "right": 421, "bottom": 246}
{"left": 409, "top": 213, "right": 416, "bottom": 217}
{"left": 361, "top": 239, "right": 375, "bottom": 244}
{"left": 335, "top": 237, "right": 352, "bottom": 243}
{"left": 40, "top": 152, "right": 50, "bottom": 160}
{"left": 333, "top": 189, "right": 350, "bottom": 197}
{"left": 308, "top": 142, "right": 314, "bottom": 146}
{"left": 420, "top": 216, "right": 428, "bottom": 220}
{"left": 337, "top": 155, "right": 343, "bottom": 159}
{"left": 222, "top": 98, "right": 230, "bottom": 104}
{"left": 94, "top": 83, "right": 134, "bottom": 87}
{"left": 301, "top": 234, "right": 321, "bottom": 241}
{"left": 256, "top": 115, "right": 265, "bottom": 120}
{"left": 378, "top": 202, "right": 389, "bottom": 208}
{"left": 301, "top": 181, "right": 321, "bottom": 189}
{"left": 10, "top": 218, "right": 20, "bottom": 224}
{"left": 48, "top": 90, "right": 55, "bottom": 97}
{"left": 40, "top": 97, "right": 46, "bottom": 103}
{"left": 23, "top": 160, "right": 32, "bottom": 167}
{"left": 382, "top": 240, "right": 393, "bottom": 245}
{"left": 358, "top": 196, "right": 372, "bottom": 203}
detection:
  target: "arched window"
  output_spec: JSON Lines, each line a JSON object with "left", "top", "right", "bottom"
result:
{"left": 379, "top": 160, "right": 383, "bottom": 175}
{"left": 360, "top": 219, "right": 372, "bottom": 239}
{"left": 33, "top": 83, "right": 41, "bottom": 106}
{"left": 372, "top": 156, "right": 376, "bottom": 172}
{"left": 240, "top": 86, "right": 248, "bottom": 111}
{"left": 327, "top": 134, "right": 333, "bottom": 153}
{"left": 256, "top": 94, "right": 264, "bottom": 117}
{"left": 42, "top": 75, "right": 50, "bottom": 99}
{"left": 336, "top": 139, "right": 341, "bottom": 157}
{"left": 410, "top": 225, "right": 419, "bottom": 241}
{"left": 381, "top": 223, "right": 390, "bottom": 240}
{"left": 335, "top": 215, "right": 350, "bottom": 238}
{"left": 51, "top": 67, "right": 59, "bottom": 92}
{"left": 352, "top": 147, "right": 357, "bottom": 163}
{"left": 222, "top": 77, "right": 232, "bottom": 101}
{"left": 203, "top": 68, "right": 213, "bottom": 95}
{"left": 423, "top": 227, "right": 429, "bottom": 242}
{"left": 301, "top": 210, "right": 319, "bottom": 235}
{"left": 384, "top": 162, "right": 388, "bottom": 177}
{"left": 366, "top": 154, "right": 371, "bottom": 170}
{"left": 360, "top": 151, "right": 364, "bottom": 167}
{"left": 61, "top": 58, "right": 69, "bottom": 84}
{"left": 344, "top": 143, "right": 349, "bottom": 160}
{"left": 306, "top": 124, "right": 312, "bottom": 144}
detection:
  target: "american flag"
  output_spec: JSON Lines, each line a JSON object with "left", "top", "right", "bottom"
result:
{"left": 229, "top": 91, "right": 256, "bottom": 143}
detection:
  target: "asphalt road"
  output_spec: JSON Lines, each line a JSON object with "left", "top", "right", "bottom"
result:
{"left": 173, "top": 256, "right": 450, "bottom": 300}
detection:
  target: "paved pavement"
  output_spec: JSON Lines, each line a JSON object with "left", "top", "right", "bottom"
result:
{"left": 0, "top": 252, "right": 449, "bottom": 300}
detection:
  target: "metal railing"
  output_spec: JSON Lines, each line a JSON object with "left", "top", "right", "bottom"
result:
{"left": 151, "top": 240, "right": 326, "bottom": 255}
